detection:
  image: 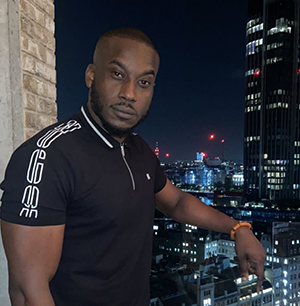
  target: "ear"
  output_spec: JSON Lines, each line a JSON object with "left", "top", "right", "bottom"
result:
{"left": 85, "top": 64, "right": 95, "bottom": 88}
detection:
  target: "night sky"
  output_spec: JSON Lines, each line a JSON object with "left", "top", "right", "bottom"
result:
{"left": 54, "top": 0, "right": 248, "bottom": 163}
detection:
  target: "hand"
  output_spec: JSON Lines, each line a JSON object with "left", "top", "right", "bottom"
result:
{"left": 234, "top": 226, "right": 266, "bottom": 293}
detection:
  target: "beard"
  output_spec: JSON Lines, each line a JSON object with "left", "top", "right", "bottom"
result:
{"left": 90, "top": 80, "right": 149, "bottom": 139}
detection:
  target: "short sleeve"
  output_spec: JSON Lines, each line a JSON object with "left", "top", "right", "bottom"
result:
{"left": 154, "top": 157, "right": 167, "bottom": 193}
{"left": 0, "top": 142, "right": 74, "bottom": 226}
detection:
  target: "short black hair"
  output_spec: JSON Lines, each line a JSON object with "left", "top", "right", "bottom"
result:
{"left": 97, "top": 27, "right": 158, "bottom": 53}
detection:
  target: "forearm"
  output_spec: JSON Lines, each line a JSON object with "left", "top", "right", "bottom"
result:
{"left": 155, "top": 181, "right": 266, "bottom": 291}
{"left": 9, "top": 281, "right": 55, "bottom": 306}
{"left": 164, "top": 191, "right": 239, "bottom": 234}
{"left": 170, "top": 193, "right": 266, "bottom": 290}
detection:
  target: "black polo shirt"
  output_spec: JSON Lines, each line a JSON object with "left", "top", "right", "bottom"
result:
{"left": 0, "top": 104, "right": 167, "bottom": 306}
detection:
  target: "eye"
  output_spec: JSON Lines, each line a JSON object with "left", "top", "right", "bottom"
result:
{"left": 111, "top": 71, "right": 123, "bottom": 79}
{"left": 138, "top": 79, "right": 151, "bottom": 88}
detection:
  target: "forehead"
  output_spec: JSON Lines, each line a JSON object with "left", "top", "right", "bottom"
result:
{"left": 95, "top": 37, "right": 160, "bottom": 73}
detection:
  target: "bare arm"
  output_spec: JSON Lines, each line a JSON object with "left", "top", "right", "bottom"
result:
{"left": 1, "top": 221, "right": 65, "bottom": 306}
{"left": 155, "top": 179, "right": 266, "bottom": 292}
{"left": 156, "top": 179, "right": 238, "bottom": 232}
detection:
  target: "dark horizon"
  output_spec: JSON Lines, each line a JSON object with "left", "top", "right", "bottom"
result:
{"left": 55, "top": 0, "right": 248, "bottom": 163}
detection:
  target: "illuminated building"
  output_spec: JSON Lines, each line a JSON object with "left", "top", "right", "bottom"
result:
{"left": 154, "top": 142, "right": 159, "bottom": 159}
{"left": 185, "top": 165, "right": 210, "bottom": 186}
{"left": 197, "top": 261, "right": 272, "bottom": 306}
{"left": 232, "top": 173, "right": 244, "bottom": 186}
{"left": 196, "top": 152, "right": 206, "bottom": 162}
{"left": 204, "top": 234, "right": 236, "bottom": 260}
{"left": 244, "top": 0, "right": 300, "bottom": 200}
{"left": 264, "top": 222, "right": 300, "bottom": 306}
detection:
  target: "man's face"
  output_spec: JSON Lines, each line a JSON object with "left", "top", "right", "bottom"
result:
{"left": 86, "top": 37, "right": 160, "bottom": 139}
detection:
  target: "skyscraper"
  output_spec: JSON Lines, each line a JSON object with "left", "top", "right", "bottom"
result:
{"left": 244, "top": 0, "right": 300, "bottom": 201}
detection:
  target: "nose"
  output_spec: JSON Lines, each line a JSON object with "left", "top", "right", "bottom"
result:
{"left": 119, "top": 80, "right": 137, "bottom": 103}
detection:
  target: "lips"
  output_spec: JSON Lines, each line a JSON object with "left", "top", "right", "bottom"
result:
{"left": 111, "top": 105, "right": 136, "bottom": 120}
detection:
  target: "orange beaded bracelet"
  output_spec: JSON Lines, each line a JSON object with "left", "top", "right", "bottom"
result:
{"left": 230, "top": 222, "right": 252, "bottom": 240}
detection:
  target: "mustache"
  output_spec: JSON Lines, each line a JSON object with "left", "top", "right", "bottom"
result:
{"left": 113, "top": 102, "right": 135, "bottom": 109}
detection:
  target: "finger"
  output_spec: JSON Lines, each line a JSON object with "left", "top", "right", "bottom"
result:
{"left": 239, "top": 258, "right": 249, "bottom": 281}
{"left": 256, "top": 278, "right": 263, "bottom": 293}
{"left": 255, "top": 264, "right": 265, "bottom": 293}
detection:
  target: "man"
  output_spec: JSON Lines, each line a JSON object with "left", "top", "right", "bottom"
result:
{"left": 0, "top": 28, "right": 266, "bottom": 306}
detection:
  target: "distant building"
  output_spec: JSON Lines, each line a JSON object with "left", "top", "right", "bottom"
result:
{"left": 196, "top": 152, "right": 206, "bottom": 162}
{"left": 264, "top": 222, "right": 300, "bottom": 306}
{"left": 197, "top": 260, "right": 272, "bottom": 306}
{"left": 165, "top": 159, "right": 226, "bottom": 189}
{"left": 152, "top": 219, "right": 206, "bottom": 265}
{"left": 244, "top": 0, "right": 300, "bottom": 201}
{"left": 152, "top": 220, "right": 185, "bottom": 264}
{"left": 204, "top": 234, "right": 236, "bottom": 261}
{"left": 185, "top": 165, "right": 209, "bottom": 186}
{"left": 154, "top": 142, "right": 160, "bottom": 159}
{"left": 232, "top": 173, "right": 244, "bottom": 186}
{"left": 150, "top": 252, "right": 272, "bottom": 306}
{"left": 164, "top": 160, "right": 195, "bottom": 185}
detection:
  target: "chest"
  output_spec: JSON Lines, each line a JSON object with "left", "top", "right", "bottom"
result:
{"left": 67, "top": 144, "right": 156, "bottom": 228}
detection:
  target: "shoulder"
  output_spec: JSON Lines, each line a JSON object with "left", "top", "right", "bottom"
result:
{"left": 15, "top": 115, "right": 82, "bottom": 156}
{"left": 5, "top": 115, "right": 84, "bottom": 178}
{"left": 27, "top": 116, "right": 82, "bottom": 150}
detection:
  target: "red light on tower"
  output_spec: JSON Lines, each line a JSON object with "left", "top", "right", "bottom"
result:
{"left": 165, "top": 153, "right": 170, "bottom": 158}
{"left": 154, "top": 142, "right": 159, "bottom": 158}
{"left": 221, "top": 139, "right": 225, "bottom": 143}
{"left": 209, "top": 134, "right": 215, "bottom": 140}
{"left": 254, "top": 68, "right": 260, "bottom": 76}
{"left": 202, "top": 153, "right": 206, "bottom": 157}
{"left": 298, "top": 68, "right": 300, "bottom": 74}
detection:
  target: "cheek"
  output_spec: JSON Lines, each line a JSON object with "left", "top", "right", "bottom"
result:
{"left": 137, "top": 92, "right": 153, "bottom": 112}
{"left": 97, "top": 83, "right": 117, "bottom": 104}
{"left": 138, "top": 100, "right": 151, "bottom": 116}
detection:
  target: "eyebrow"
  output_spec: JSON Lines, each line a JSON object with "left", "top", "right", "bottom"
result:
{"left": 109, "top": 59, "right": 156, "bottom": 78}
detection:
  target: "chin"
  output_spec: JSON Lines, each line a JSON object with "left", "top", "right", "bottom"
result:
{"left": 113, "top": 120, "right": 138, "bottom": 129}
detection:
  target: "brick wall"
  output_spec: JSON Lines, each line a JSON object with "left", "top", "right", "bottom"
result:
{"left": 0, "top": 1, "right": 56, "bottom": 304}
{"left": 20, "top": 0, "right": 57, "bottom": 139}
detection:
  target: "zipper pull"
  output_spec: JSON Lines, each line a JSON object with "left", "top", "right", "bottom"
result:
{"left": 120, "top": 143, "right": 125, "bottom": 157}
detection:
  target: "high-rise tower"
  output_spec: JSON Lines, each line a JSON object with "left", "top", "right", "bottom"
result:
{"left": 154, "top": 142, "right": 160, "bottom": 159}
{"left": 244, "top": 0, "right": 300, "bottom": 201}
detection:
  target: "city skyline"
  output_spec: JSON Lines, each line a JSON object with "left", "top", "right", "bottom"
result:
{"left": 55, "top": 0, "right": 247, "bottom": 163}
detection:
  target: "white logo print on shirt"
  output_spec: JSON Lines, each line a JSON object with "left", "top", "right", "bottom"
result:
{"left": 19, "top": 120, "right": 81, "bottom": 219}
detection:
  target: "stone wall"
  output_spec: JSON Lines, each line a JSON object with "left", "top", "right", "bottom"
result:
{"left": 20, "top": 0, "right": 57, "bottom": 139}
{"left": 0, "top": 0, "right": 56, "bottom": 304}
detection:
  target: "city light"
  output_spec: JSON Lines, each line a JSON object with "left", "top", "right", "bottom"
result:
{"left": 254, "top": 68, "right": 261, "bottom": 76}
{"left": 154, "top": 142, "right": 159, "bottom": 158}
{"left": 209, "top": 134, "right": 215, "bottom": 140}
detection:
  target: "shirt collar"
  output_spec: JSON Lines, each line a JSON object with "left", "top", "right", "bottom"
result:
{"left": 80, "top": 104, "right": 118, "bottom": 148}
